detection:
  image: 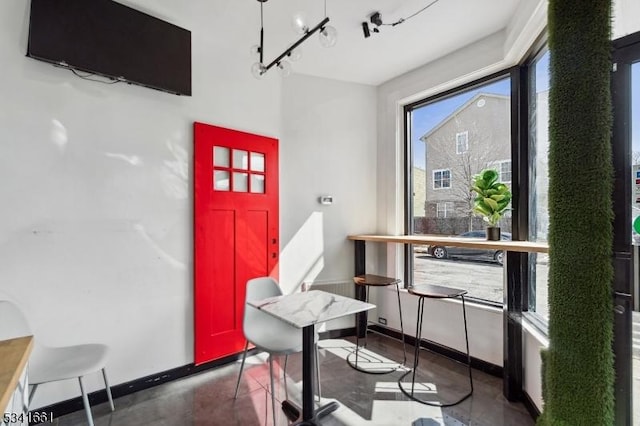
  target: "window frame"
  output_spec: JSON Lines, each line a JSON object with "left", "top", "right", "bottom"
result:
{"left": 456, "top": 131, "right": 469, "bottom": 154}
{"left": 487, "top": 159, "right": 512, "bottom": 183}
{"left": 436, "top": 201, "right": 453, "bottom": 218}
{"left": 524, "top": 44, "right": 551, "bottom": 326}
{"left": 432, "top": 169, "right": 451, "bottom": 190}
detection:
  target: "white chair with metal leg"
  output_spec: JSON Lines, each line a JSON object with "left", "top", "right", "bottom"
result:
{"left": 0, "top": 300, "right": 114, "bottom": 426}
{"left": 233, "top": 277, "right": 322, "bottom": 425}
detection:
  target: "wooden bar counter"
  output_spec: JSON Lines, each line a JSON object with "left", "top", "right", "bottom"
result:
{"left": 0, "top": 336, "right": 33, "bottom": 414}
{"left": 347, "top": 234, "right": 548, "bottom": 253}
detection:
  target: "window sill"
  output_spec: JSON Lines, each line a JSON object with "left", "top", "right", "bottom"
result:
{"left": 522, "top": 311, "right": 549, "bottom": 346}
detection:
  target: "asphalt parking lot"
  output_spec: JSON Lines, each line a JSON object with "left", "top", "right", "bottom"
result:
{"left": 412, "top": 251, "right": 549, "bottom": 318}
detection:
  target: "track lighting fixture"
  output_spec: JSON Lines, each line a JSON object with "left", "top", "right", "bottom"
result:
{"left": 251, "top": 0, "right": 337, "bottom": 78}
{"left": 362, "top": 12, "right": 381, "bottom": 39}
{"left": 361, "top": 0, "right": 443, "bottom": 40}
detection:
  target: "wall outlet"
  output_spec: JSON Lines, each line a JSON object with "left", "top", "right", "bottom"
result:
{"left": 378, "top": 317, "right": 387, "bottom": 325}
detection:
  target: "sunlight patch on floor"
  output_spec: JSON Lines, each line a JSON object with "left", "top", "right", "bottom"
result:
{"left": 319, "top": 338, "right": 409, "bottom": 371}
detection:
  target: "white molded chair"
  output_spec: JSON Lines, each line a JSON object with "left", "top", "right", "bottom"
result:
{"left": 0, "top": 300, "right": 114, "bottom": 426}
{"left": 233, "top": 277, "right": 321, "bottom": 425}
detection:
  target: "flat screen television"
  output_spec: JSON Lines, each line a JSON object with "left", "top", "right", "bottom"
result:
{"left": 27, "top": 0, "right": 191, "bottom": 96}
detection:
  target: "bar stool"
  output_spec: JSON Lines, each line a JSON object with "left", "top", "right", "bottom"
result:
{"left": 397, "top": 284, "right": 473, "bottom": 406}
{"left": 347, "top": 274, "right": 407, "bottom": 374}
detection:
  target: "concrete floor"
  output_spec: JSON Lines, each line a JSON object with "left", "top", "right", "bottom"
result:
{"left": 48, "top": 335, "right": 534, "bottom": 426}
{"left": 40, "top": 313, "right": 639, "bottom": 425}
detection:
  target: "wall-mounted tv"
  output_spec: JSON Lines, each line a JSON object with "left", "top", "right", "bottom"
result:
{"left": 27, "top": 0, "right": 191, "bottom": 96}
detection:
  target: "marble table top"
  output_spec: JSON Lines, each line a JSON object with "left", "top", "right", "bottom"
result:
{"left": 248, "top": 290, "right": 375, "bottom": 329}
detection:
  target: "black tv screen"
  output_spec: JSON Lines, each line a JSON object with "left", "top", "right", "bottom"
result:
{"left": 27, "top": 0, "right": 191, "bottom": 96}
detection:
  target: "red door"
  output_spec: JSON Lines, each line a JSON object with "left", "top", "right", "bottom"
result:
{"left": 194, "top": 122, "right": 279, "bottom": 365}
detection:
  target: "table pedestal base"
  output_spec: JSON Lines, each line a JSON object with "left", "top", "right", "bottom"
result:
{"left": 282, "top": 400, "right": 340, "bottom": 425}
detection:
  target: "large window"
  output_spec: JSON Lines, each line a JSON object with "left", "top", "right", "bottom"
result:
{"left": 408, "top": 76, "right": 512, "bottom": 305}
{"left": 528, "top": 49, "right": 551, "bottom": 321}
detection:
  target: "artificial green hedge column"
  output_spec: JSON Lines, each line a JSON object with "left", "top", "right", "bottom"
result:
{"left": 538, "top": 1, "right": 614, "bottom": 425}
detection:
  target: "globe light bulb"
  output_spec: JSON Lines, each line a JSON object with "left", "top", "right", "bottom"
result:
{"left": 288, "top": 48, "right": 302, "bottom": 62}
{"left": 277, "top": 61, "right": 292, "bottom": 78}
{"left": 319, "top": 25, "right": 337, "bottom": 48}
{"left": 291, "top": 12, "right": 309, "bottom": 34}
{"left": 251, "top": 62, "right": 266, "bottom": 79}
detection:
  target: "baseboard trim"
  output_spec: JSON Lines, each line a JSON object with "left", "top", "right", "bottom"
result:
{"left": 30, "top": 349, "right": 258, "bottom": 424}
{"left": 368, "top": 324, "right": 504, "bottom": 378}
{"left": 522, "top": 390, "right": 541, "bottom": 421}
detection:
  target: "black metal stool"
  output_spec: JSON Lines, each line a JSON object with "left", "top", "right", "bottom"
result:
{"left": 397, "top": 284, "right": 473, "bottom": 406}
{"left": 347, "top": 274, "right": 407, "bottom": 374}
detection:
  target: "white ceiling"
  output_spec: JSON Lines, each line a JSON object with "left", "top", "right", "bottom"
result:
{"left": 251, "top": 0, "right": 524, "bottom": 85}
{"left": 126, "top": 0, "right": 533, "bottom": 86}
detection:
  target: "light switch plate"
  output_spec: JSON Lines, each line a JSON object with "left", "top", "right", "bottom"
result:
{"left": 319, "top": 195, "right": 333, "bottom": 205}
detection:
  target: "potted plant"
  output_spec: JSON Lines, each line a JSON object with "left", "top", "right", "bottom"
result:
{"left": 470, "top": 168, "right": 512, "bottom": 240}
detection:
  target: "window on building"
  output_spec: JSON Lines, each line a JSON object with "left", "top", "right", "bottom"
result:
{"left": 456, "top": 131, "right": 469, "bottom": 154}
{"left": 499, "top": 160, "right": 511, "bottom": 182}
{"left": 436, "top": 202, "right": 454, "bottom": 218}
{"left": 408, "top": 75, "right": 512, "bottom": 305}
{"left": 488, "top": 160, "right": 512, "bottom": 182}
{"left": 433, "top": 169, "right": 451, "bottom": 189}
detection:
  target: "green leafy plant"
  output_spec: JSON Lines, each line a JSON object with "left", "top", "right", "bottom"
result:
{"left": 470, "top": 169, "right": 512, "bottom": 227}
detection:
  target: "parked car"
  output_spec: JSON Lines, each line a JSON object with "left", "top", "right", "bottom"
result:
{"left": 428, "top": 230, "right": 512, "bottom": 265}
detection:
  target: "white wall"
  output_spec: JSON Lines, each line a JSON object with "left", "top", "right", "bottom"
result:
{"left": 373, "top": 287, "right": 503, "bottom": 365}
{"left": 0, "top": 0, "right": 377, "bottom": 408}
{"left": 279, "top": 74, "right": 378, "bottom": 329}
{"left": 613, "top": 0, "right": 640, "bottom": 39}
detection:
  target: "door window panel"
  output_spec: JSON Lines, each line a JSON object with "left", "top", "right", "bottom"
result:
{"left": 214, "top": 170, "right": 230, "bottom": 191}
{"left": 251, "top": 174, "right": 265, "bottom": 193}
{"left": 212, "top": 146, "right": 266, "bottom": 194}
{"left": 213, "top": 146, "right": 229, "bottom": 167}
{"left": 251, "top": 152, "right": 265, "bottom": 172}
{"left": 233, "top": 150, "right": 248, "bottom": 170}
{"left": 233, "top": 172, "right": 248, "bottom": 192}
